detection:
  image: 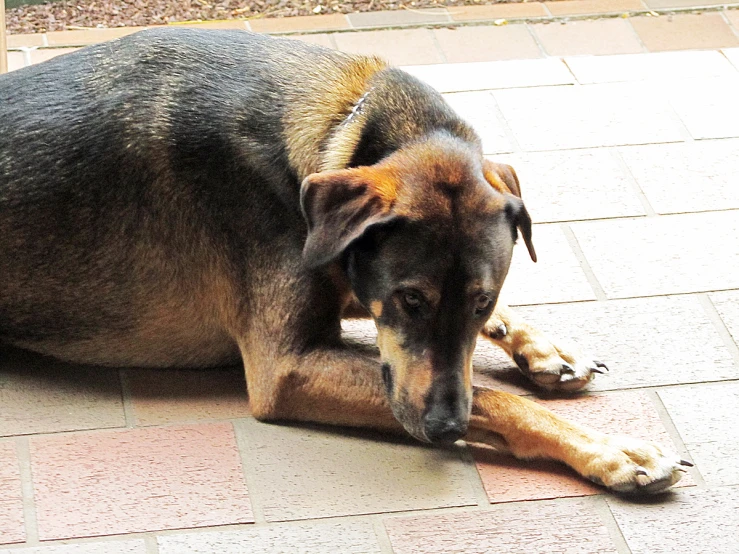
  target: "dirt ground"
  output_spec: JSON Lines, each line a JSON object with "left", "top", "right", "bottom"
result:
{"left": 7, "top": 0, "right": 527, "bottom": 34}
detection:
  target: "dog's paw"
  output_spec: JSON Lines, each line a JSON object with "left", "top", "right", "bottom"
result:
{"left": 514, "top": 337, "right": 607, "bottom": 392}
{"left": 583, "top": 435, "right": 692, "bottom": 494}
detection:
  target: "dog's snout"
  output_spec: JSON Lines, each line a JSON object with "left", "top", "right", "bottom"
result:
{"left": 423, "top": 413, "right": 467, "bottom": 444}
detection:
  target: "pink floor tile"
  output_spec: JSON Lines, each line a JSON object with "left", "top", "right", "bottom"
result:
{"left": 30, "top": 423, "right": 252, "bottom": 540}
{"left": 0, "top": 442, "right": 24, "bottom": 545}
{"left": 473, "top": 391, "right": 693, "bottom": 502}
{"left": 384, "top": 499, "right": 617, "bottom": 554}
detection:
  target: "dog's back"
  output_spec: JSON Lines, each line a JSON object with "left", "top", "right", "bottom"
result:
{"left": 0, "top": 29, "right": 473, "bottom": 367}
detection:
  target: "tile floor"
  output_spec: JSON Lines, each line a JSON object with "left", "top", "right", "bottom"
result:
{"left": 2, "top": 11, "right": 739, "bottom": 554}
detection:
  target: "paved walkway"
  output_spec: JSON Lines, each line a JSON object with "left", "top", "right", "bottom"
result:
{"left": 2, "top": 9, "right": 739, "bottom": 554}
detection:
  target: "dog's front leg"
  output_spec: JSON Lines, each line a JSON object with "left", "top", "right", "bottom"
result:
{"left": 466, "top": 387, "right": 691, "bottom": 493}
{"left": 482, "top": 303, "right": 608, "bottom": 391}
{"left": 240, "top": 342, "right": 687, "bottom": 493}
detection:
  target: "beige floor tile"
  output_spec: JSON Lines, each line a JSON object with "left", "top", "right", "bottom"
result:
{"left": 500, "top": 224, "right": 597, "bottom": 306}
{"left": 347, "top": 8, "right": 450, "bottom": 28}
{"left": 711, "top": 290, "right": 739, "bottom": 345}
{"left": 31, "top": 48, "right": 80, "bottom": 65}
{"left": 662, "top": 75, "right": 739, "bottom": 139}
{"left": 493, "top": 82, "right": 685, "bottom": 151}
{"left": 158, "top": 521, "right": 382, "bottom": 553}
{"left": 727, "top": 9, "right": 739, "bottom": 30}
{"left": 570, "top": 211, "right": 739, "bottom": 297}
{"left": 532, "top": 19, "right": 643, "bottom": 57}
{"left": 250, "top": 14, "right": 349, "bottom": 33}
{"left": 660, "top": 382, "right": 739, "bottom": 486}
{"left": 448, "top": 3, "right": 548, "bottom": 21}
{"left": 630, "top": 13, "right": 739, "bottom": 52}
{"left": 402, "top": 58, "right": 574, "bottom": 93}
{"left": 385, "top": 500, "right": 617, "bottom": 554}
{"left": 334, "top": 28, "right": 444, "bottom": 65}
{"left": 434, "top": 25, "right": 543, "bottom": 63}
{"left": 6, "top": 52, "right": 26, "bottom": 72}
{"left": 235, "top": 418, "right": 476, "bottom": 521}
{"left": 608, "top": 487, "right": 739, "bottom": 554}
{"left": 620, "top": 139, "right": 739, "bottom": 213}
{"left": 565, "top": 50, "right": 737, "bottom": 84}
{"left": 515, "top": 297, "right": 738, "bottom": 390}
{"left": 290, "top": 33, "right": 334, "bottom": 48}
{"left": 442, "top": 91, "right": 514, "bottom": 155}
{"left": 0, "top": 348, "right": 125, "bottom": 437}
{"left": 493, "top": 150, "right": 646, "bottom": 223}
{"left": 545, "top": 0, "right": 645, "bottom": 15}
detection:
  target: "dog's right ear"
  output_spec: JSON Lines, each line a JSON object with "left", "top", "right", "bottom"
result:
{"left": 300, "top": 168, "right": 397, "bottom": 269}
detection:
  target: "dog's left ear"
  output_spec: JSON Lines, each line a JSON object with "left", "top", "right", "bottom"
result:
{"left": 483, "top": 160, "right": 537, "bottom": 263}
{"left": 300, "top": 167, "right": 397, "bottom": 269}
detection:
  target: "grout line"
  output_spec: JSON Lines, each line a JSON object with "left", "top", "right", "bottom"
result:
{"left": 590, "top": 496, "right": 633, "bottom": 554}
{"left": 15, "top": 436, "right": 40, "bottom": 545}
{"left": 144, "top": 534, "right": 160, "bottom": 554}
{"left": 610, "top": 148, "right": 658, "bottom": 217}
{"left": 119, "top": 369, "right": 137, "bottom": 428}
{"left": 428, "top": 27, "right": 449, "bottom": 64}
{"left": 698, "top": 293, "right": 739, "bottom": 366}
{"left": 327, "top": 31, "right": 340, "bottom": 50}
{"left": 231, "top": 418, "right": 267, "bottom": 524}
{"left": 524, "top": 22, "right": 551, "bottom": 58}
{"left": 722, "top": 8, "right": 739, "bottom": 38}
{"left": 560, "top": 223, "right": 609, "bottom": 301}
{"left": 371, "top": 516, "right": 396, "bottom": 554}
{"left": 623, "top": 16, "right": 649, "bottom": 53}
{"left": 458, "top": 442, "right": 494, "bottom": 507}
{"left": 647, "top": 389, "right": 707, "bottom": 487}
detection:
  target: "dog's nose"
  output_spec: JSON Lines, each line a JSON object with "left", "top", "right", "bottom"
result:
{"left": 423, "top": 415, "right": 467, "bottom": 444}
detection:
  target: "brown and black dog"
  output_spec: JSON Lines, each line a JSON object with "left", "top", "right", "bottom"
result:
{"left": 0, "top": 28, "right": 690, "bottom": 492}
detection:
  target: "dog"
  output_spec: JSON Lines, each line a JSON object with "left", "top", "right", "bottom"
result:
{"left": 0, "top": 28, "right": 691, "bottom": 493}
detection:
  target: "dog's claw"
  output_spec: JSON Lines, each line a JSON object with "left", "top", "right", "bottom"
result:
{"left": 680, "top": 459, "right": 694, "bottom": 467}
{"left": 594, "top": 360, "right": 609, "bottom": 371}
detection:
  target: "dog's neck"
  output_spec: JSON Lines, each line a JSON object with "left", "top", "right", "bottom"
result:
{"left": 320, "top": 87, "right": 376, "bottom": 172}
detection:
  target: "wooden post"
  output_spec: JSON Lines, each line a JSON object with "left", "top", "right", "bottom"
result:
{"left": 0, "top": 0, "right": 8, "bottom": 73}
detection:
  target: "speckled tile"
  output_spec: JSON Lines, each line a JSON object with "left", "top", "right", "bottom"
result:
{"left": 514, "top": 296, "right": 738, "bottom": 390}
{"left": 608, "top": 487, "right": 739, "bottom": 554}
{"left": 571, "top": 211, "right": 739, "bottom": 297}
{"left": 500, "top": 223, "right": 597, "bottom": 306}
{"left": 492, "top": 150, "right": 645, "bottom": 223}
{"left": 158, "top": 520, "right": 382, "bottom": 553}
{"left": 0, "top": 347, "right": 125, "bottom": 437}
{"left": 402, "top": 58, "right": 574, "bottom": 94}
{"left": 30, "top": 423, "right": 252, "bottom": 540}
{"left": 0, "top": 541, "right": 147, "bottom": 554}
{"left": 235, "top": 418, "right": 476, "bottom": 521}
{"left": 662, "top": 75, "right": 739, "bottom": 140}
{"left": 659, "top": 382, "right": 739, "bottom": 486}
{"left": 493, "top": 82, "right": 685, "bottom": 151}
{"left": 532, "top": 19, "right": 643, "bottom": 57}
{"left": 0, "top": 442, "right": 24, "bottom": 545}
{"left": 384, "top": 499, "right": 618, "bottom": 553}
{"left": 620, "top": 139, "right": 739, "bottom": 214}
{"left": 442, "top": 91, "right": 513, "bottom": 155}
{"left": 710, "top": 290, "right": 739, "bottom": 346}
{"left": 126, "top": 367, "right": 250, "bottom": 426}
{"left": 472, "top": 390, "right": 691, "bottom": 502}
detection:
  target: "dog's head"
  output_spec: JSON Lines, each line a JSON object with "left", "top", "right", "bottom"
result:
{"left": 300, "top": 133, "right": 535, "bottom": 443}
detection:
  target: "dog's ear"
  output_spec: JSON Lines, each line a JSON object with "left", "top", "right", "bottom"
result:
{"left": 300, "top": 167, "right": 397, "bottom": 268}
{"left": 482, "top": 160, "right": 537, "bottom": 263}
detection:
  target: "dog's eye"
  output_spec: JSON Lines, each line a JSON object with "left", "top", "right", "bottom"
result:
{"left": 475, "top": 294, "right": 493, "bottom": 315}
{"left": 403, "top": 291, "right": 423, "bottom": 310}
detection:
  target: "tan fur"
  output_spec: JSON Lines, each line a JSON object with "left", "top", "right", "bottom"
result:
{"left": 280, "top": 53, "right": 388, "bottom": 179}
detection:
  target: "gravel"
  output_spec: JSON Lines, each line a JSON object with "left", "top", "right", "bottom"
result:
{"left": 7, "top": 0, "right": 524, "bottom": 34}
